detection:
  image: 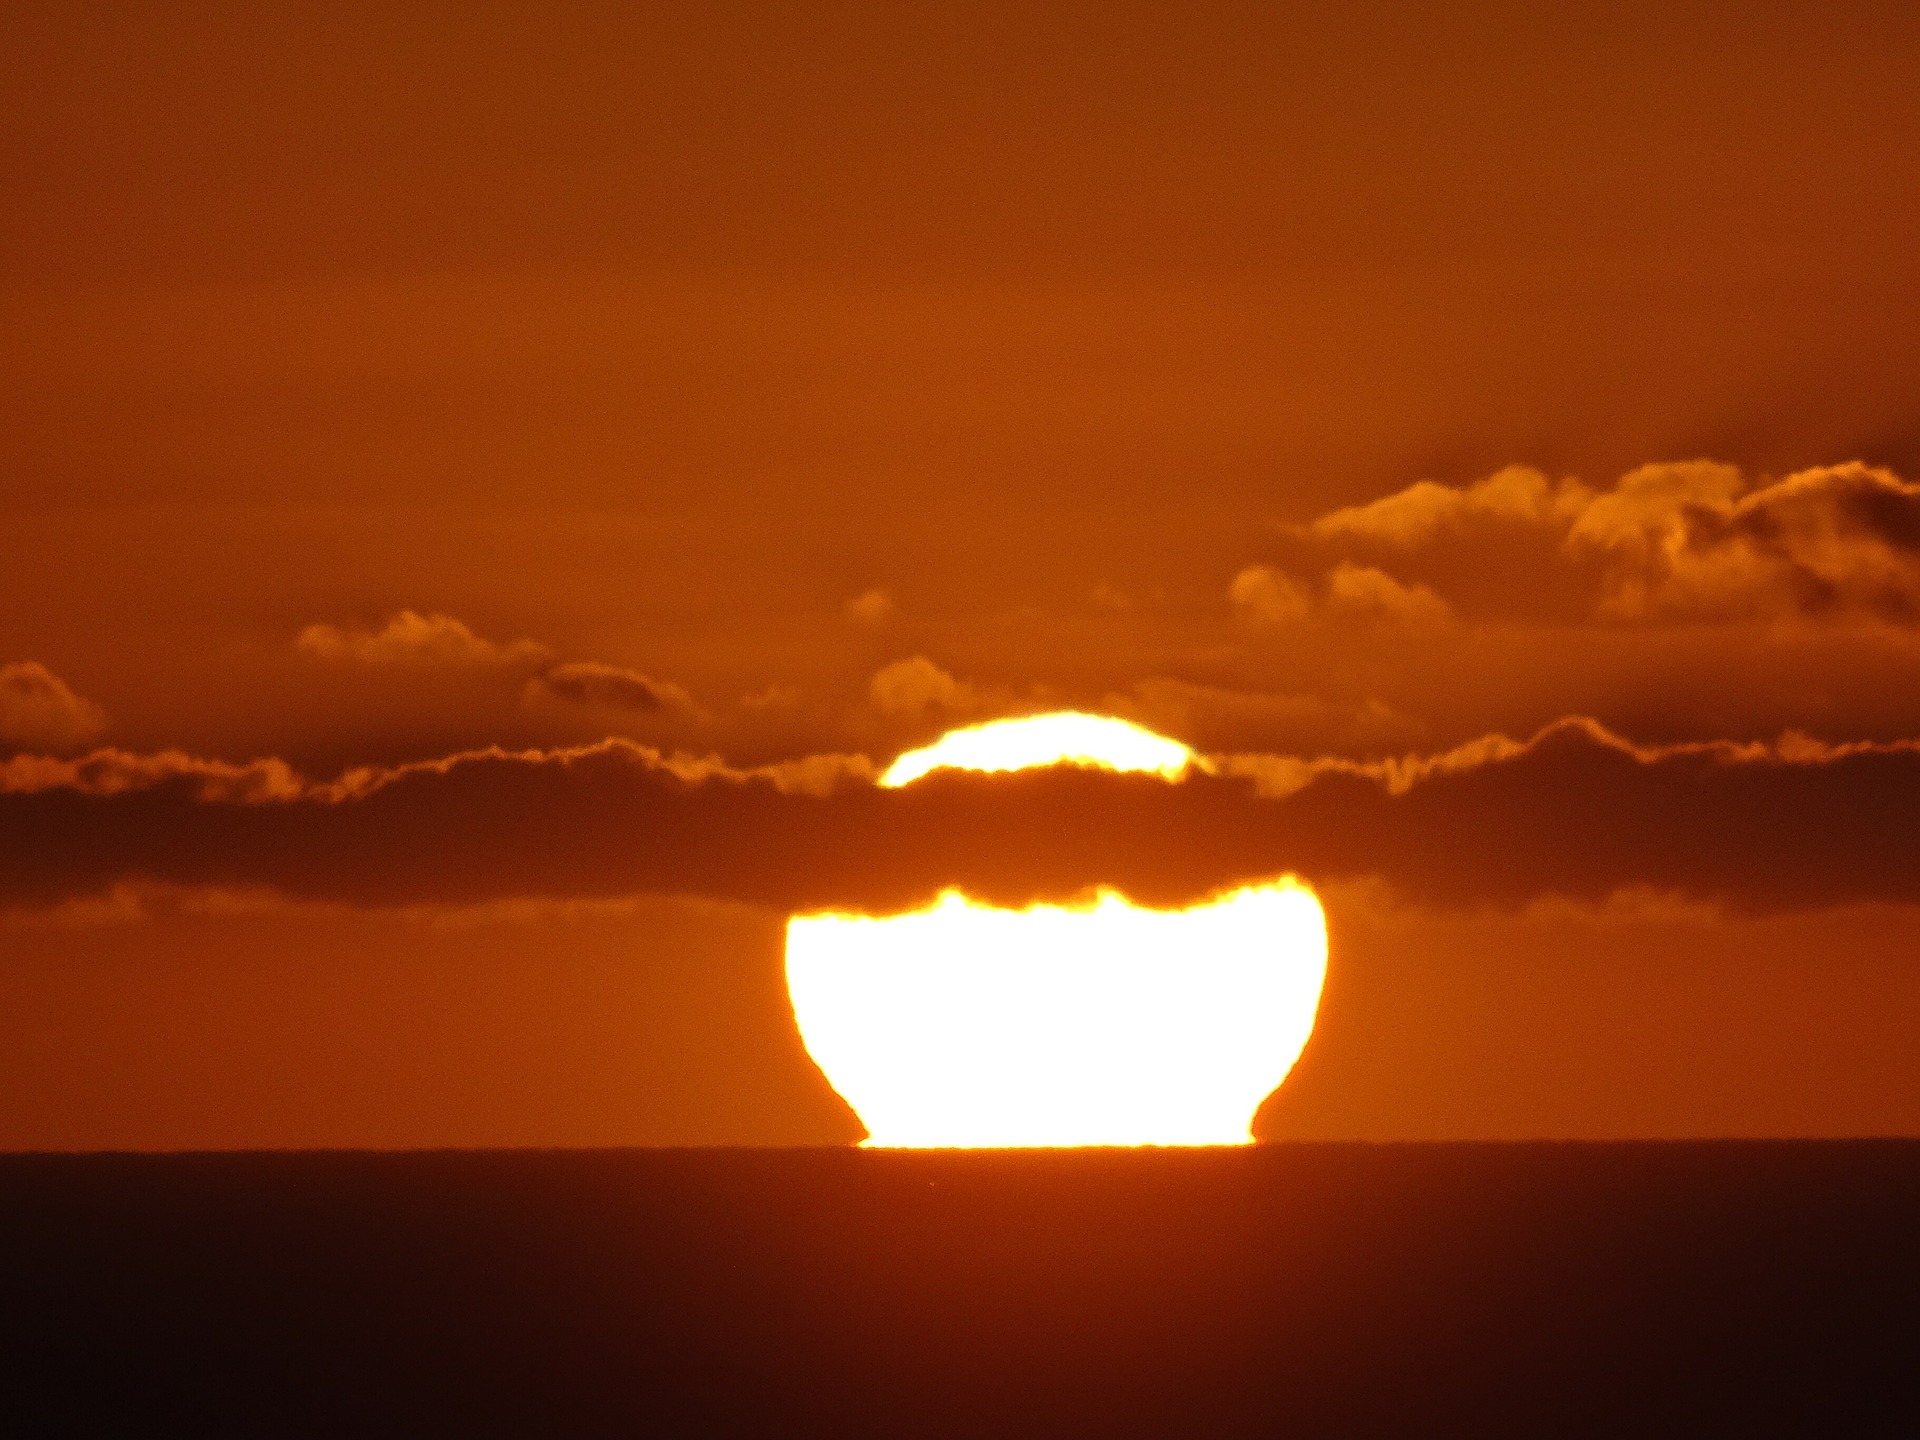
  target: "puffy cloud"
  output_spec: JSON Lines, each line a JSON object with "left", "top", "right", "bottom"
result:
{"left": 1568, "top": 462, "right": 1920, "bottom": 623}
{"left": 522, "top": 661, "right": 695, "bottom": 716}
{"left": 1311, "top": 465, "right": 1592, "bottom": 545}
{"left": 1299, "top": 460, "right": 1920, "bottom": 627}
{"left": 1230, "top": 566, "right": 1311, "bottom": 626}
{"left": 843, "top": 589, "right": 896, "bottom": 625}
{"left": 1564, "top": 461, "right": 1746, "bottom": 552}
{"left": 7, "top": 719, "right": 1920, "bottom": 920}
{"left": 868, "top": 657, "right": 980, "bottom": 716}
{"left": 1324, "top": 563, "right": 1451, "bottom": 626}
{"left": 1230, "top": 563, "right": 1448, "bottom": 628}
{"left": 0, "top": 662, "right": 107, "bottom": 751}
{"left": 296, "top": 611, "right": 550, "bottom": 667}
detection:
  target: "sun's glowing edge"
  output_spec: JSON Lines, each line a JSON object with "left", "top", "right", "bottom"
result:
{"left": 879, "top": 711, "right": 1199, "bottom": 788}
{"left": 786, "top": 879, "right": 1327, "bottom": 1149}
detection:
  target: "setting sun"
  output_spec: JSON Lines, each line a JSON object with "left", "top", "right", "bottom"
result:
{"left": 788, "top": 883, "right": 1326, "bottom": 1148}
{"left": 788, "top": 713, "right": 1327, "bottom": 1147}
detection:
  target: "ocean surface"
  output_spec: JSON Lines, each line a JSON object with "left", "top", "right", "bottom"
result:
{"left": 5, "top": 1142, "right": 1917, "bottom": 1436}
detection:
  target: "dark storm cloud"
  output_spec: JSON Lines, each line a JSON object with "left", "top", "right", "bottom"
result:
{"left": 3, "top": 722, "right": 1917, "bottom": 917}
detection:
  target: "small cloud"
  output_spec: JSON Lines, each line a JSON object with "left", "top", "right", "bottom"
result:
{"left": 296, "top": 611, "right": 549, "bottom": 667}
{"left": 1325, "top": 563, "right": 1452, "bottom": 627}
{"left": 869, "top": 657, "right": 979, "bottom": 716}
{"left": 522, "top": 661, "right": 695, "bottom": 716}
{"left": 1230, "top": 563, "right": 1447, "bottom": 629}
{"left": 844, "top": 589, "right": 896, "bottom": 625}
{"left": 1091, "top": 583, "right": 1133, "bottom": 613}
{"left": 0, "top": 662, "right": 108, "bottom": 751}
{"left": 1229, "top": 566, "right": 1312, "bottom": 626}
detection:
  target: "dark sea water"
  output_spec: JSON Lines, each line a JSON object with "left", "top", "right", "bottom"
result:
{"left": 5, "top": 1142, "right": 1917, "bottom": 1437}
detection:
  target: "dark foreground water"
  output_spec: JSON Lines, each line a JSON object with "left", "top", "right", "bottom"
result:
{"left": 5, "top": 1142, "right": 1917, "bottom": 1437}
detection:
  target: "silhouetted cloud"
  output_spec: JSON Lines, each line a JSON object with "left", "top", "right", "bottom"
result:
{"left": 0, "top": 663, "right": 108, "bottom": 752}
{"left": 522, "top": 661, "right": 694, "bottom": 716}
{"left": 4, "top": 719, "right": 1917, "bottom": 919}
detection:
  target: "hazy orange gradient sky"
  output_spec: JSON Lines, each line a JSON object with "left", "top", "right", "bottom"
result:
{"left": 6, "top": 1, "right": 1920, "bottom": 1148}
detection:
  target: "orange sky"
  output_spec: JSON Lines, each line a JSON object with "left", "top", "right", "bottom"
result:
{"left": 5, "top": 2, "right": 1920, "bottom": 1147}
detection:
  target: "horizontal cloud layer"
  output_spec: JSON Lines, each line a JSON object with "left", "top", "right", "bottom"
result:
{"left": 3, "top": 719, "right": 1915, "bottom": 918}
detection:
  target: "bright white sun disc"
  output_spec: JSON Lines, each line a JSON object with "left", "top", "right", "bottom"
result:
{"left": 787, "top": 711, "right": 1325, "bottom": 1148}
{"left": 786, "top": 881, "right": 1327, "bottom": 1148}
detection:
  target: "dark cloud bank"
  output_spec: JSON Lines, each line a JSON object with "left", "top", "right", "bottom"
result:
{"left": 4, "top": 719, "right": 1914, "bottom": 917}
